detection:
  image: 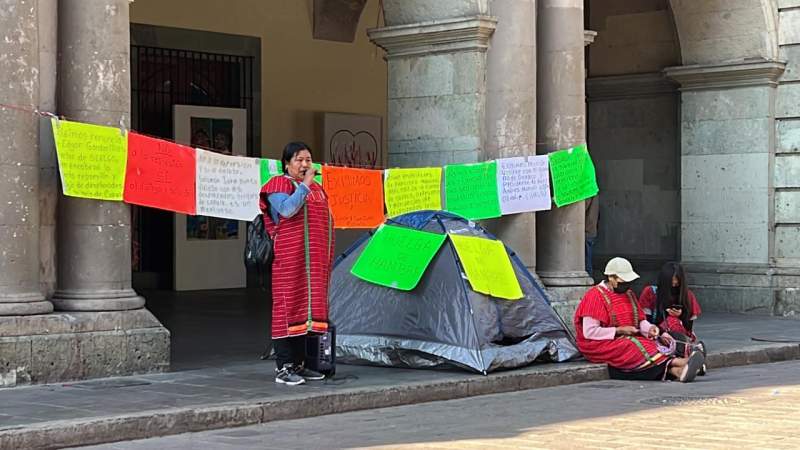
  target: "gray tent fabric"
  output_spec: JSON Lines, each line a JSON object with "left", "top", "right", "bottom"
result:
{"left": 329, "top": 211, "right": 579, "bottom": 374}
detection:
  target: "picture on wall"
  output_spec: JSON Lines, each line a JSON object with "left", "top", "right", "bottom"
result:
{"left": 323, "top": 112, "right": 383, "bottom": 168}
{"left": 173, "top": 105, "right": 248, "bottom": 290}
{"left": 186, "top": 116, "right": 238, "bottom": 240}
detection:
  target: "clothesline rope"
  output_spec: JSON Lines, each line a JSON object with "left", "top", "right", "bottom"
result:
{"left": 0, "top": 102, "right": 387, "bottom": 170}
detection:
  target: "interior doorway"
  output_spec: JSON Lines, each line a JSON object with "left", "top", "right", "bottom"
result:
{"left": 130, "top": 43, "right": 256, "bottom": 290}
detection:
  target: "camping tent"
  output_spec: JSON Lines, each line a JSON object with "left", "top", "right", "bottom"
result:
{"left": 329, "top": 211, "right": 579, "bottom": 374}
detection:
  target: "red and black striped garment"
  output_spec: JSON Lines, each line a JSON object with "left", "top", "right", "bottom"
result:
{"left": 573, "top": 284, "right": 669, "bottom": 372}
{"left": 260, "top": 175, "right": 334, "bottom": 339}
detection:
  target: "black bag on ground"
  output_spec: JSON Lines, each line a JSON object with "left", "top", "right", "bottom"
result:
{"left": 305, "top": 325, "right": 336, "bottom": 377}
{"left": 244, "top": 214, "right": 274, "bottom": 271}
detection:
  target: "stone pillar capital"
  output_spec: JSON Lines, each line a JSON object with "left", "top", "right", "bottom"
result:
{"left": 664, "top": 59, "right": 786, "bottom": 91}
{"left": 583, "top": 30, "right": 597, "bottom": 47}
{"left": 368, "top": 15, "right": 497, "bottom": 59}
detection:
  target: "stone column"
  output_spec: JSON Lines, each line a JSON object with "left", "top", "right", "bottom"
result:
{"left": 369, "top": 0, "right": 495, "bottom": 167}
{"left": 483, "top": 0, "right": 537, "bottom": 270}
{"left": 0, "top": 0, "right": 54, "bottom": 315}
{"left": 535, "top": 0, "right": 593, "bottom": 301}
{"left": 39, "top": 0, "right": 59, "bottom": 299}
{"left": 52, "top": 0, "right": 144, "bottom": 311}
{"left": 665, "top": 60, "right": 784, "bottom": 314}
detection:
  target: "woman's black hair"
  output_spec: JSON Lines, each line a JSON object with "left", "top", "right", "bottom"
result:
{"left": 653, "top": 262, "right": 692, "bottom": 330}
{"left": 281, "top": 141, "right": 313, "bottom": 174}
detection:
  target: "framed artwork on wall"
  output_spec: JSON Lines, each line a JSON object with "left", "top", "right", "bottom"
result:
{"left": 173, "top": 105, "right": 248, "bottom": 291}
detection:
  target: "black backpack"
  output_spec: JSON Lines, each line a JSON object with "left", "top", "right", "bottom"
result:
{"left": 244, "top": 214, "right": 274, "bottom": 284}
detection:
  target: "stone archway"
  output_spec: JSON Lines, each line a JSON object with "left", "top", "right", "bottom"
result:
{"left": 669, "top": 0, "right": 779, "bottom": 65}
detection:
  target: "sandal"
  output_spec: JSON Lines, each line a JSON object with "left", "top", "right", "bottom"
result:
{"left": 679, "top": 351, "right": 705, "bottom": 383}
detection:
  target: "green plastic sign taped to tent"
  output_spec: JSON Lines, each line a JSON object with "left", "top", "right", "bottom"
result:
{"left": 350, "top": 224, "right": 446, "bottom": 291}
{"left": 449, "top": 234, "right": 523, "bottom": 300}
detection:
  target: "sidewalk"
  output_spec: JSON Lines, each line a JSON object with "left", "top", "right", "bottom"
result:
{"left": 2, "top": 313, "right": 800, "bottom": 449}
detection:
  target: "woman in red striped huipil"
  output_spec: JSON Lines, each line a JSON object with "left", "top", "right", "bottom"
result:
{"left": 574, "top": 257, "right": 705, "bottom": 382}
{"left": 260, "top": 142, "right": 334, "bottom": 386}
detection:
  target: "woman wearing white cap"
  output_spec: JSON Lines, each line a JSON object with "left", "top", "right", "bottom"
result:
{"left": 573, "top": 257, "right": 705, "bottom": 382}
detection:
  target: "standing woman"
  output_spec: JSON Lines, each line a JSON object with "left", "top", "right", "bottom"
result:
{"left": 259, "top": 142, "right": 334, "bottom": 385}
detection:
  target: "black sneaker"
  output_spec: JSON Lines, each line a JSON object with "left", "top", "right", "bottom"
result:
{"left": 295, "top": 364, "right": 325, "bottom": 381}
{"left": 275, "top": 364, "right": 305, "bottom": 386}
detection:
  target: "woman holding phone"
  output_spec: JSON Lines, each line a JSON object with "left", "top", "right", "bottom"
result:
{"left": 640, "top": 262, "right": 706, "bottom": 374}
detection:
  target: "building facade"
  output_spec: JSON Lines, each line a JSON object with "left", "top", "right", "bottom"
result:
{"left": 1, "top": 0, "right": 798, "bottom": 386}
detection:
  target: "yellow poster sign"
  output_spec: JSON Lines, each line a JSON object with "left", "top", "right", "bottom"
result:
{"left": 384, "top": 167, "right": 442, "bottom": 217}
{"left": 51, "top": 119, "right": 128, "bottom": 200}
{"left": 449, "top": 234, "right": 523, "bottom": 300}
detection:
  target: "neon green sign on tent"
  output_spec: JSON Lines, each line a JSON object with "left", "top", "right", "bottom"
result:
{"left": 350, "top": 224, "right": 447, "bottom": 291}
{"left": 449, "top": 234, "right": 523, "bottom": 300}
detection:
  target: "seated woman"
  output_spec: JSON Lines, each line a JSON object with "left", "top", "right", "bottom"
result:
{"left": 574, "top": 257, "right": 705, "bottom": 382}
{"left": 640, "top": 262, "right": 706, "bottom": 372}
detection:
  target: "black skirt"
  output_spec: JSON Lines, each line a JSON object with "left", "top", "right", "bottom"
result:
{"left": 607, "top": 361, "right": 671, "bottom": 381}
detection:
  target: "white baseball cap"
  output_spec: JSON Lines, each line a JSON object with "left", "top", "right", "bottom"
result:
{"left": 603, "top": 257, "right": 639, "bottom": 282}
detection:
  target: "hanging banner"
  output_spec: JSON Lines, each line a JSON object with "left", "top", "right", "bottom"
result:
{"left": 312, "top": 162, "right": 323, "bottom": 185}
{"left": 496, "top": 156, "right": 552, "bottom": 214}
{"left": 195, "top": 148, "right": 261, "bottom": 220}
{"left": 351, "top": 224, "right": 446, "bottom": 290}
{"left": 323, "top": 166, "right": 385, "bottom": 228}
{"left": 124, "top": 133, "right": 196, "bottom": 214}
{"left": 51, "top": 119, "right": 128, "bottom": 200}
{"left": 259, "top": 158, "right": 283, "bottom": 186}
{"left": 548, "top": 144, "right": 599, "bottom": 207}
{"left": 449, "top": 234, "right": 523, "bottom": 300}
{"left": 384, "top": 167, "right": 442, "bottom": 218}
{"left": 444, "top": 161, "right": 501, "bottom": 220}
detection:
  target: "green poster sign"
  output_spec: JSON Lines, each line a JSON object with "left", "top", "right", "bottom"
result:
{"left": 259, "top": 158, "right": 283, "bottom": 185}
{"left": 548, "top": 144, "right": 599, "bottom": 207}
{"left": 350, "top": 224, "right": 446, "bottom": 290}
{"left": 259, "top": 159, "right": 321, "bottom": 185}
{"left": 313, "top": 162, "right": 323, "bottom": 185}
{"left": 444, "top": 161, "right": 502, "bottom": 220}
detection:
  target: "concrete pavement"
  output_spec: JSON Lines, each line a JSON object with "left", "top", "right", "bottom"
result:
{"left": 81, "top": 359, "right": 800, "bottom": 449}
{"left": 1, "top": 313, "right": 800, "bottom": 449}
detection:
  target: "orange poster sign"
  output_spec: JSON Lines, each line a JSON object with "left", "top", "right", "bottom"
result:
{"left": 323, "top": 166, "right": 385, "bottom": 228}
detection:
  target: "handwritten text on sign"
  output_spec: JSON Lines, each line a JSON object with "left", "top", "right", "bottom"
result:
{"left": 496, "top": 156, "right": 552, "bottom": 214}
{"left": 195, "top": 149, "right": 261, "bottom": 221}
{"left": 51, "top": 119, "right": 128, "bottom": 200}
{"left": 384, "top": 168, "right": 442, "bottom": 218}
{"left": 124, "top": 133, "right": 196, "bottom": 214}
{"left": 350, "top": 224, "right": 446, "bottom": 290}
{"left": 548, "top": 144, "right": 599, "bottom": 207}
{"left": 323, "top": 166, "right": 385, "bottom": 228}
{"left": 444, "top": 161, "right": 502, "bottom": 220}
{"left": 449, "top": 234, "right": 523, "bottom": 300}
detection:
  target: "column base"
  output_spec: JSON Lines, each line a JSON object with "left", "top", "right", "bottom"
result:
{"left": 685, "top": 262, "right": 777, "bottom": 315}
{"left": 538, "top": 271, "right": 594, "bottom": 288}
{"left": 538, "top": 271, "right": 594, "bottom": 333}
{"left": 0, "top": 292, "right": 54, "bottom": 316}
{"left": 0, "top": 309, "right": 169, "bottom": 387}
{"left": 52, "top": 289, "right": 146, "bottom": 311}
